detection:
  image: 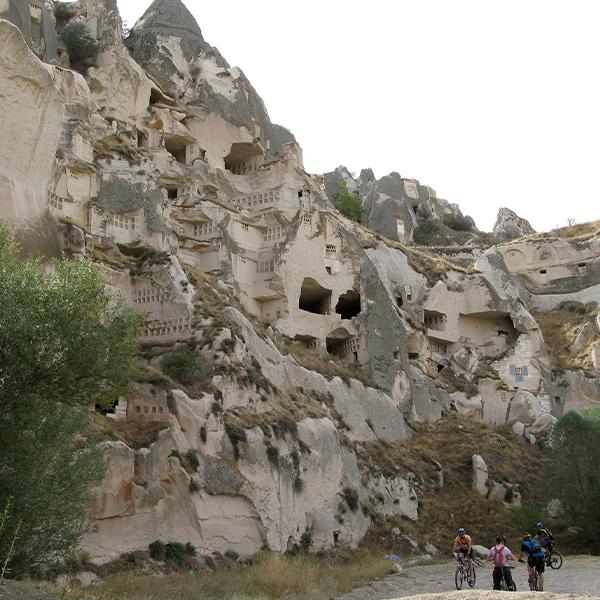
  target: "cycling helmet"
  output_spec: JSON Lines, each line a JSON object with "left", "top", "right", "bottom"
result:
{"left": 457, "top": 528, "right": 466, "bottom": 536}
{"left": 523, "top": 533, "right": 532, "bottom": 540}
{"left": 535, "top": 522, "right": 544, "bottom": 530}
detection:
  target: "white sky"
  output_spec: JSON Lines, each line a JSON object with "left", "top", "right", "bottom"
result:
{"left": 114, "top": 0, "right": 599, "bottom": 232}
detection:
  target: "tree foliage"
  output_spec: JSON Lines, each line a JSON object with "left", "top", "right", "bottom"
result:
{"left": 542, "top": 407, "right": 600, "bottom": 546}
{"left": 60, "top": 20, "right": 101, "bottom": 67}
{"left": 0, "top": 224, "right": 141, "bottom": 574}
{"left": 334, "top": 180, "right": 363, "bottom": 222}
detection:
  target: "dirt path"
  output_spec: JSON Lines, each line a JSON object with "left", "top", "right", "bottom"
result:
{"left": 339, "top": 556, "right": 600, "bottom": 599}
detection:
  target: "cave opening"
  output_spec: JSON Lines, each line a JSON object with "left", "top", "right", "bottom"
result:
{"left": 335, "top": 289, "right": 361, "bottom": 320}
{"left": 298, "top": 278, "right": 332, "bottom": 315}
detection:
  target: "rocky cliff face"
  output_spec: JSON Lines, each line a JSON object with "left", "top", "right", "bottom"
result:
{"left": 493, "top": 207, "right": 536, "bottom": 241}
{"left": 0, "top": 0, "right": 599, "bottom": 565}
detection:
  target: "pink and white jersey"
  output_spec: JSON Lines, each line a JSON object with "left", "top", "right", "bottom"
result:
{"left": 489, "top": 544, "right": 513, "bottom": 567}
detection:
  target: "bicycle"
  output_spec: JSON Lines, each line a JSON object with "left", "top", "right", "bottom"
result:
{"left": 545, "top": 549, "right": 563, "bottom": 570}
{"left": 518, "top": 558, "right": 542, "bottom": 591}
{"left": 454, "top": 554, "right": 476, "bottom": 590}
{"left": 499, "top": 565, "right": 517, "bottom": 591}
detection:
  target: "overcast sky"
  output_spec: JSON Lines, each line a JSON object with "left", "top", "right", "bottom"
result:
{"left": 114, "top": 0, "right": 599, "bottom": 232}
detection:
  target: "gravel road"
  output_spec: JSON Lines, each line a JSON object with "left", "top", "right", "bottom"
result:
{"left": 340, "top": 555, "right": 600, "bottom": 600}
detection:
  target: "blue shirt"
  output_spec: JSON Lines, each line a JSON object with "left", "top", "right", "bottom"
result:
{"left": 521, "top": 539, "right": 544, "bottom": 559}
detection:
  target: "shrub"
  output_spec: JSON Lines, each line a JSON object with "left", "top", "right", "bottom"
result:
{"left": 510, "top": 504, "right": 542, "bottom": 535}
{"left": 164, "top": 542, "right": 195, "bottom": 567}
{"left": 54, "top": 2, "right": 76, "bottom": 23}
{"left": 224, "top": 549, "right": 240, "bottom": 561}
{"left": 185, "top": 449, "right": 200, "bottom": 471}
{"left": 343, "top": 487, "right": 360, "bottom": 512}
{"left": 188, "top": 480, "right": 200, "bottom": 494}
{"left": 299, "top": 532, "right": 312, "bottom": 553}
{"left": 290, "top": 449, "right": 300, "bottom": 470}
{"left": 60, "top": 20, "right": 101, "bottom": 67}
{"left": 160, "top": 342, "right": 205, "bottom": 385}
{"left": 0, "top": 224, "right": 140, "bottom": 575}
{"left": 334, "top": 179, "right": 363, "bottom": 222}
{"left": 199, "top": 425, "right": 208, "bottom": 443}
{"left": 149, "top": 540, "right": 166, "bottom": 561}
{"left": 542, "top": 407, "right": 600, "bottom": 546}
{"left": 225, "top": 425, "right": 247, "bottom": 460}
{"left": 266, "top": 444, "right": 280, "bottom": 468}
{"left": 293, "top": 477, "right": 304, "bottom": 494}
{"left": 169, "top": 450, "right": 199, "bottom": 474}
{"left": 442, "top": 213, "right": 475, "bottom": 232}
{"left": 413, "top": 221, "right": 445, "bottom": 246}
{"left": 272, "top": 418, "right": 298, "bottom": 439}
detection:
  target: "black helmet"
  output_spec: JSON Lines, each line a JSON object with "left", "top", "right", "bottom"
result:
{"left": 457, "top": 528, "right": 466, "bottom": 536}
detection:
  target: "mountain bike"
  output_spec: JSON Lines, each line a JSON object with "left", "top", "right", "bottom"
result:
{"left": 455, "top": 554, "right": 476, "bottom": 590}
{"left": 499, "top": 566, "right": 517, "bottom": 591}
{"left": 545, "top": 549, "right": 562, "bottom": 570}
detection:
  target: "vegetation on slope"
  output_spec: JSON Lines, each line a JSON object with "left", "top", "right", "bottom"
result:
{"left": 334, "top": 179, "right": 363, "bottom": 222}
{"left": 533, "top": 302, "right": 598, "bottom": 373}
{"left": 357, "top": 413, "right": 543, "bottom": 553}
{"left": 69, "top": 551, "right": 392, "bottom": 600}
{"left": 0, "top": 223, "right": 141, "bottom": 576}
{"left": 543, "top": 406, "right": 600, "bottom": 549}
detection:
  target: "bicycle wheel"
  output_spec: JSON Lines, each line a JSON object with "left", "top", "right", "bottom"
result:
{"left": 467, "top": 563, "right": 476, "bottom": 588}
{"left": 528, "top": 573, "right": 536, "bottom": 591}
{"left": 547, "top": 551, "right": 563, "bottom": 570}
{"left": 455, "top": 566, "right": 464, "bottom": 590}
{"left": 509, "top": 581, "right": 517, "bottom": 592}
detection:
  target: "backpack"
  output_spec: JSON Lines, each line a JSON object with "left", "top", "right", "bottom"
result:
{"left": 527, "top": 539, "right": 543, "bottom": 558}
{"left": 493, "top": 544, "right": 507, "bottom": 567}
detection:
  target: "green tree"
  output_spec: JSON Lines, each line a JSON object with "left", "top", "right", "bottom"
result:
{"left": 0, "top": 223, "right": 141, "bottom": 574}
{"left": 334, "top": 179, "right": 363, "bottom": 222}
{"left": 543, "top": 407, "right": 600, "bottom": 546}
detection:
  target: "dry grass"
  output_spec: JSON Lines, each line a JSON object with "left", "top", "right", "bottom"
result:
{"left": 90, "top": 413, "right": 168, "bottom": 450}
{"left": 533, "top": 303, "right": 598, "bottom": 372}
{"left": 69, "top": 551, "right": 392, "bottom": 600}
{"left": 509, "top": 219, "right": 600, "bottom": 244}
{"left": 357, "top": 413, "right": 543, "bottom": 553}
{"left": 286, "top": 341, "right": 376, "bottom": 388}
{"left": 224, "top": 389, "right": 330, "bottom": 433}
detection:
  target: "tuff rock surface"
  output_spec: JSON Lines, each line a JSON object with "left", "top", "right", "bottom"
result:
{"left": 493, "top": 207, "right": 536, "bottom": 241}
{"left": 0, "top": 0, "right": 599, "bottom": 566}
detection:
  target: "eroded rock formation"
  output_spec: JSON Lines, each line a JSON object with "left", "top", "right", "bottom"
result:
{"left": 0, "top": 0, "right": 599, "bottom": 565}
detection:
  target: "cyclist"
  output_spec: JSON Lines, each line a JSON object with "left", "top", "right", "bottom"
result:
{"left": 488, "top": 536, "right": 515, "bottom": 590}
{"left": 519, "top": 533, "right": 545, "bottom": 591}
{"left": 534, "top": 522, "right": 555, "bottom": 553}
{"left": 453, "top": 528, "right": 473, "bottom": 560}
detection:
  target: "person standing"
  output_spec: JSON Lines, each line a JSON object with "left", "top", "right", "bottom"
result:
{"left": 488, "top": 536, "right": 516, "bottom": 590}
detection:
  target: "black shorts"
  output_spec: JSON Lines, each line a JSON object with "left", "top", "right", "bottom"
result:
{"left": 527, "top": 555, "right": 545, "bottom": 573}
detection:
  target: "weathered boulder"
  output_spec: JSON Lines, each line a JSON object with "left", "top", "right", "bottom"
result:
{"left": 473, "top": 544, "right": 490, "bottom": 558}
{"left": 472, "top": 455, "right": 488, "bottom": 495}
{"left": 507, "top": 390, "right": 550, "bottom": 426}
{"left": 93, "top": 442, "right": 135, "bottom": 519}
{"left": 592, "top": 343, "right": 600, "bottom": 371}
{"left": 451, "top": 392, "right": 483, "bottom": 419}
{"left": 570, "top": 322, "right": 595, "bottom": 355}
{"left": 450, "top": 347, "right": 479, "bottom": 378}
{"left": 493, "top": 207, "right": 535, "bottom": 241}
{"left": 547, "top": 498, "right": 563, "bottom": 519}
{"left": 528, "top": 413, "right": 557, "bottom": 437}
{"left": 367, "top": 474, "right": 418, "bottom": 522}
